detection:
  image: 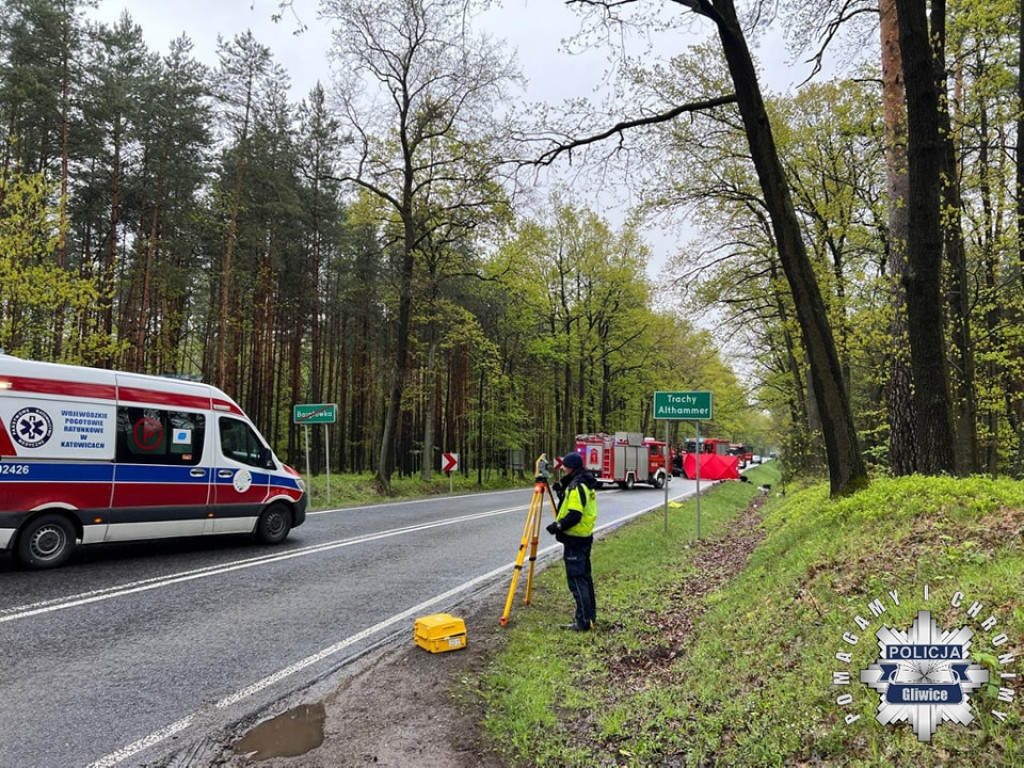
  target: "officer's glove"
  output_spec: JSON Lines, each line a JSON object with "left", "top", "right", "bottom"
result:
{"left": 551, "top": 481, "right": 563, "bottom": 494}
{"left": 545, "top": 521, "right": 561, "bottom": 535}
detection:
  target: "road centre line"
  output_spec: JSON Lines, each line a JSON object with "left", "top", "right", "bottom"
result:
{"left": 307, "top": 487, "right": 527, "bottom": 515}
{"left": 0, "top": 506, "right": 524, "bottom": 624}
{"left": 3, "top": 487, "right": 694, "bottom": 624}
{"left": 86, "top": 492, "right": 691, "bottom": 767}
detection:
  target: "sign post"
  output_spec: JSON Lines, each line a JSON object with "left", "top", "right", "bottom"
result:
{"left": 442, "top": 452, "right": 459, "bottom": 493}
{"left": 653, "top": 391, "right": 713, "bottom": 539}
{"left": 664, "top": 419, "right": 670, "bottom": 530}
{"left": 652, "top": 390, "right": 712, "bottom": 420}
{"left": 293, "top": 403, "right": 338, "bottom": 506}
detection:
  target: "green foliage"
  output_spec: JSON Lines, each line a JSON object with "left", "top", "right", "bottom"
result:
{"left": 5, "top": 0, "right": 1024, "bottom": 498}
{"left": 476, "top": 467, "right": 775, "bottom": 766}
{"left": 0, "top": 0, "right": 850, "bottom": 483}
{"left": 0, "top": 172, "right": 119, "bottom": 361}
{"left": 487, "top": 197, "right": 759, "bottom": 455}
{"left": 471, "top": 469, "right": 1024, "bottom": 766}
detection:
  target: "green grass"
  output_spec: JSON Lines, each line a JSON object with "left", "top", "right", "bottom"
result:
{"left": 468, "top": 468, "right": 1024, "bottom": 767}
{"left": 300, "top": 469, "right": 522, "bottom": 509}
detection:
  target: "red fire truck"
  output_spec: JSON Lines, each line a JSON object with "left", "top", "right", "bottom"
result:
{"left": 575, "top": 432, "right": 670, "bottom": 490}
{"left": 729, "top": 443, "right": 754, "bottom": 468}
{"left": 681, "top": 437, "right": 740, "bottom": 481}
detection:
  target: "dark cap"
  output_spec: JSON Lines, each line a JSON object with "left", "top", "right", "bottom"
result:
{"left": 562, "top": 452, "right": 583, "bottom": 470}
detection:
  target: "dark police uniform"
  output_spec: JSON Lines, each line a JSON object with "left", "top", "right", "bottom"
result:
{"left": 547, "top": 454, "right": 598, "bottom": 631}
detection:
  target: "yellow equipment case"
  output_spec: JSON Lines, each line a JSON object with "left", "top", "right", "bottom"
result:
{"left": 414, "top": 613, "right": 467, "bottom": 653}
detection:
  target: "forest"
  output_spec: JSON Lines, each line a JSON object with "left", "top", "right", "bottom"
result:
{"left": 1, "top": 0, "right": 1022, "bottom": 493}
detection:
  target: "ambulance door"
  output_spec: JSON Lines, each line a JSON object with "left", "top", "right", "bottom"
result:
{"left": 109, "top": 407, "right": 211, "bottom": 541}
{"left": 211, "top": 415, "right": 272, "bottom": 533}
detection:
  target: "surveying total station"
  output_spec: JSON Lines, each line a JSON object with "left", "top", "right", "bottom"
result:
{"left": 500, "top": 454, "right": 558, "bottom": 626}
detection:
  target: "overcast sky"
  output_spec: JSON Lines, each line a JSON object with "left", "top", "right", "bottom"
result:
{"left": 90, "top": 0, "right": 825, "bottom": 284}
{"left": 93, "top": 0, "right": 647, "bottom": 104}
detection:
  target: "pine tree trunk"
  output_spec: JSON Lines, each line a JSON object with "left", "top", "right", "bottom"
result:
{"left": 219, "top": 95, "right": 251, "bottom": 394}
{"left": 879, "top": 0, "right": 917, "bottom": 475}
{"left": 219, "top": 155, "right": 244, "bottom": 392}
{"left": 101, "top": 123, "right": 122, "bottom": 366}
{"left": 336, "top": 313, "right": 349, "bottom": 472}
{"left": 421, "top": 340, "right": 438, "bottom": 482}
{"left": 58, "top": 7, "right": 70, "bottom": 272}
{"left": 136, "top": 197, "right": 160, "bottom": 371}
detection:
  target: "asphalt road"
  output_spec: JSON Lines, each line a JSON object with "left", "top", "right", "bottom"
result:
{"left": 0, "top": 477, "right": 702, "bottom": 768}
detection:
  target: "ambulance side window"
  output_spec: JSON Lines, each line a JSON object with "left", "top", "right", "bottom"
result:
{"left": 219, "top": 417, "right": 268, "bottom": 468}
{"left": 115, "top": 408, "right": 205, "bottom": 466}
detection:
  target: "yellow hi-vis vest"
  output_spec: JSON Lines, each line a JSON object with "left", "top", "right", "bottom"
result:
{"left": 557, "top": 480, "right": 597, "bottom": 537}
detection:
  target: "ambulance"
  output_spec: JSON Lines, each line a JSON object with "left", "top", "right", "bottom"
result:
{"left": 0, "top": 355, "right": 307, "bottom": 569}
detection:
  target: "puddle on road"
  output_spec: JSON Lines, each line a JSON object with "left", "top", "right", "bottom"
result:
{"left": 233, "top": 702, "right": 326, "bottom": 760}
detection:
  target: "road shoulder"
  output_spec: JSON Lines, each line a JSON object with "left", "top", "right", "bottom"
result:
{"left": 211, "top": 584, "right": 511, "bottom": 768}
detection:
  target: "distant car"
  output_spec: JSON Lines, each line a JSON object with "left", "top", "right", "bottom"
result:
{"left": 752, "top": 454, "right": 762, "bottom": 464}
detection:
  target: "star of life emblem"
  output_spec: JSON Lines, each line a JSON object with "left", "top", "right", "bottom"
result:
{"left": 860, "top": 610, "right": 989, "bottom": 741}
{"left": 11, "top": 407, "right": 53, "bottom": 449}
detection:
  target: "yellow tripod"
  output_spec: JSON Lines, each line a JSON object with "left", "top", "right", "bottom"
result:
{"left": 500, "top": 457, "right": 558, "bottom": 626}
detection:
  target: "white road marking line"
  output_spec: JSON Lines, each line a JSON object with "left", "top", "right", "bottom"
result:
{"left": 0, "top": 507, "right": 523, "bottom": 624}
{"left": 88, "top": 716, "right": 194, "bottom": 768}
{"left": 6, "top": 485, "right": 694, "bottom": 623}
{"left": 307, "top": 487, "right": 527, "bottom": 515}
{"left": 82, "top": 491, "right": 696, "bottom": 767}
{"left": 87, "top": 564, "right": 513, "bottom": 767}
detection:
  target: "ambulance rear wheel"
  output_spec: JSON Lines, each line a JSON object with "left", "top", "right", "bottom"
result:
{"left": 16, "top": 514, "right": 76, "bottom": 570}
{"left": 255, "top": 503, "right": 291, "bottom": 545}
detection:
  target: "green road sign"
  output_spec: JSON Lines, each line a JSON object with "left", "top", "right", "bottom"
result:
{"left": 293, "top": 403, "right": 338, "bottom": 424}
{"left": 653, "top": 391, "right": 713, "bottom": 420}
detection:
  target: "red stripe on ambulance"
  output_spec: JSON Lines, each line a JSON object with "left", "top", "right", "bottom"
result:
{"left": 0, "top": 355, "right": 307, "bottom": 569}
{"left": 5, "top": 375, "right": 116, "bottom": 401}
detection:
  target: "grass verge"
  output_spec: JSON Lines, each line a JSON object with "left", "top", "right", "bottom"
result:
{"left": 301, "top": 470, "right": 522, "bottom": 509}
{"left": 468, "top": 466, "right": 1024, "bottom": 767}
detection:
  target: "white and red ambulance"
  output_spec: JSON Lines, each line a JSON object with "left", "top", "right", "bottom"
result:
{"left": 0, "top": 355, "right": 307, "bottom": 569}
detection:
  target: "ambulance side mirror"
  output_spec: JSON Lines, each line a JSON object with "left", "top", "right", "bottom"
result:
{"left": 259, "top": 447, "right": 276, "bottom": 470}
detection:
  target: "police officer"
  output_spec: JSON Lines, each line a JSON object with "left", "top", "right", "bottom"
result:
{"left": 546, "top": 451, "right": 598, "bottom": 632}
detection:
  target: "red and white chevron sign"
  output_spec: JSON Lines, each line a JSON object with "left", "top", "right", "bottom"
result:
{"left": 441, "top": 452, "right": 459, "bottom": 472}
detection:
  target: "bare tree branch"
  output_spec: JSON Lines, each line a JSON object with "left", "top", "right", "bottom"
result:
{"left": 530, "top": 93, "right": 737, "bottom": 167}
{"left": 801, "top": 2, "right": 877, "bottom": 84}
